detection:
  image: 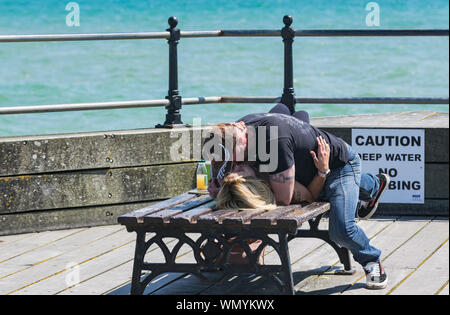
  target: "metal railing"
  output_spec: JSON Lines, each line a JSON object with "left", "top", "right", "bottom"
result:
{"left": 0, "top": 16, "right": 448, "bottom": 127}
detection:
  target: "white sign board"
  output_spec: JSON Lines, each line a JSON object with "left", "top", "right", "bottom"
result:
{"left": 352, "top": 129, "right": 425, "bottom": 204}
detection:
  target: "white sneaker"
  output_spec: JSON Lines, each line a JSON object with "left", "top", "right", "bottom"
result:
{"left": 364, "top": 260, "right": 388, "bottom": 289}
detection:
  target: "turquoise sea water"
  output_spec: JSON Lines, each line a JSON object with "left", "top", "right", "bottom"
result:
{"left": 0, "top": 0, "right": 448, "bottom": 137}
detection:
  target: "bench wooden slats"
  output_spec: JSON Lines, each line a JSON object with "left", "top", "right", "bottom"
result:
{"left": 129, "top": 196, "right": 329, "bottom": 229}
{"left": 275, "top": 202, "right": 331, "bottom": 232}
{"left": 250, "top": 205, "right": 299, "bottom": 226}
{"left": 117, "top": 192, "right": 197, "bottom": 224}
{"left": 170, "top": 201, "right": 216, "bottom": 224}
{"left": 143, "top": 195, "right": 212, "bottom": 224}
{"left": 222, "top": 209, "right": 268, "bottom": 225}
{"left": 196, "top": 209, "right": 238, "bottom": 225}
{"left": 118, "top": 193, "right": 330, "bottom": 231}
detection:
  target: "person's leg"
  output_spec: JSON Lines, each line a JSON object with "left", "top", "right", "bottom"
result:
{"left": 360, "top": 173, "right": 380, "bottom": 199}
{"left": 292, "top": 110, "right": 310, "bottom": 124}
{"left": 269, "top": 103, "right": 291, "bottom": 115}
{"left": 357, "top": 171, "right": 390, "bottom": 220}
{"left": 323, "top": 150, "right": 381, "bottom": 266}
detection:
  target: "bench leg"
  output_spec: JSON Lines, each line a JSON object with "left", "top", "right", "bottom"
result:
{"left": 334, "top": 247, "right": 355, "bottom": 275}
{"left": 130, "top": 231, "right": 146, "bottom": 295}
{"left": 292, "top": 216, "right": 355, "bottom": 275}
{"left": 278, "top": 233, "right": 295, "bottom": 295}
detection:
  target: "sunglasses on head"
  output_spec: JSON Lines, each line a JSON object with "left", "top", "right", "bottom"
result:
{"left": 211, "top": 144, "right": 232, "bottom": 180}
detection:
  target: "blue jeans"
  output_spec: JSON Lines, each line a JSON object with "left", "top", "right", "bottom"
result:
{"left": 321, "top": 146, "right": 381, "bottom": 266}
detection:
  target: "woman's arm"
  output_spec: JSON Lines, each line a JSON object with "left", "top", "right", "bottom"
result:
{"left": 208, "top": 177, "right": 222, "bottom": 199}
{"left": 306, "top": 172, "right": 327, "bottom": 201}
{"left": 291, "top": 180, "right": 314, "bottom": 203}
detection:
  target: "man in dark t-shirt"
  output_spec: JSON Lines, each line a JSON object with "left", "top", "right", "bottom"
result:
{"left": 238, "top": 112, "right": 348, "bottom": 187}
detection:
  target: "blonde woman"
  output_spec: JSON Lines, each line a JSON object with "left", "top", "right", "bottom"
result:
{"left": 216, "top": 174, "right": 276, "bottom": 210}
{"left": 215, "top": 165, "right": 315, "bottom": 211}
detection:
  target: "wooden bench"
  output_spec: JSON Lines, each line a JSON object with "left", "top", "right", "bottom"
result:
{"left": 118, "top": 191, "right": 355, "bottom": 295}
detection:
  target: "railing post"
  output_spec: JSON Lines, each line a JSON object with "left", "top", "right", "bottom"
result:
{"left": 280, "top": 15, "right": 296, "bottom": 114}
{"left": 156, "top": 16, "right": 184, "bottom": 128}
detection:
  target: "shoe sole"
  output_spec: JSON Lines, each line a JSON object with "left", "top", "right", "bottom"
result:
{"left": 366, "top": 275, "right": 388, "bottom": 290}
{"left": 359, "top": 174, "right": 390, "bottom": 220}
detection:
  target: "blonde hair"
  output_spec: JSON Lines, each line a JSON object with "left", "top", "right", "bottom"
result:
{"left": 216, "top": 175, "right": 277, "bottom": 210}
{"left": 204, "top": 122, "right": 246, "bottom": 158}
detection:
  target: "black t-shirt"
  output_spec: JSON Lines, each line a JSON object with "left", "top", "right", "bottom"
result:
{"left": 237, "top": 113, "right": 349, "bottom": 186}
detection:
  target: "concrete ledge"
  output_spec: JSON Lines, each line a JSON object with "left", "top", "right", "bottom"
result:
{"left": 0, "top": 127, "right": 208, "bottom": 177}
{"left": 0, "top": 111, "right": 447, "bottom": 235}
{"left": 0, "top": 163, "right": 196, "bottom": 213}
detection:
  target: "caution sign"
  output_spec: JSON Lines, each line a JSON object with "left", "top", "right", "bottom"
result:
{"left": 352, "top": 129, "right": 425, "bottom": 204}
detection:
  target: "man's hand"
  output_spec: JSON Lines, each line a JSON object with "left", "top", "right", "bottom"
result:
{"left": 307, "top": 136, "right": 330, "bottom": 201}
{"left": 310, "top": 136, "right": 330, "bottom": 172}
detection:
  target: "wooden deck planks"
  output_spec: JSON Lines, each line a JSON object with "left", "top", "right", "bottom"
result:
{"left": 298, "top": 217, "right": 429, "bottom": 295}
{"left": 21, "top": 241, "right": 136, "bottom": 295}
{"left": 389, "top": 240, "right": 449, "bottom": 295}
{"left": 64, "top": 233, "right": 202, "bottom": 295}
{"left": 342, "top": 218, "right": 449, "bottom": 295}
{"left": 288, "top": 218, "right": 393, "bottom": 294}
{"left": 106, "top": 272, "right": 187, "bottom": 295}
{"left": 1, "top": 226, "right": 134, "bottom": 295}
{"left": 0, "top": 232, "right": 38, "bottom": 247}
{"left": 437, "top": 282, "right": 449, "bottom": 295}
{"left": 0, "top": 225, "right": 122, "bottom": 280}
{"left": 57, "top": 243, "right": 186, "bottom": 295}
{"left": 289, "top": 218, "right": 391, "bottom": 293}
{"left": 1, "top": 217, "right": 448, "bottom": 295}
{"left": 0, "top": 228, "right": 87, "bottom": 263}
